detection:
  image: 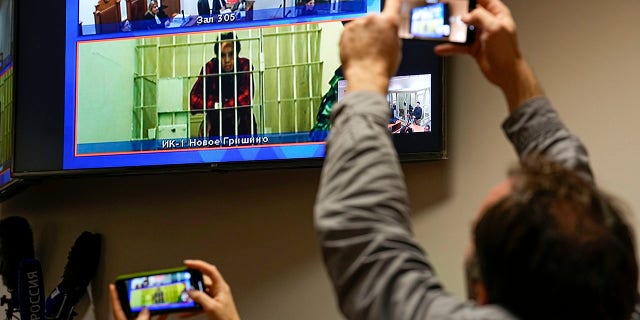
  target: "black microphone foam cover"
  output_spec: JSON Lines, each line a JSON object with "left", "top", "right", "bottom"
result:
{"left": 59, "top": 232, "right": 102, "bottom": 296}
{"left": 45, "top": 231, "right": 101, "bottom": 319}
{"left": 0, "top": 216, "right": 35, "bottom": 293}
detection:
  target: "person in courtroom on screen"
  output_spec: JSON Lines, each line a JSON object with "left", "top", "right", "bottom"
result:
{"left": 144, "top": 1, "right": 167, "bottom": 29}
{"left": 313, "top": 0, "right": 640, "bottom": 319}
{"left": 300, "top": 0, "right": 318, "bottom": 16}
{"left": 189, "top": 32, "right": 257, "bottom": 138}
{"left": 198, "top": 0, "right": 228, "bottom": 16}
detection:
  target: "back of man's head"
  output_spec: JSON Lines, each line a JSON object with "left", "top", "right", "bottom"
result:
{"left": 474, "top": 157, "right": 638, "bottom": 320}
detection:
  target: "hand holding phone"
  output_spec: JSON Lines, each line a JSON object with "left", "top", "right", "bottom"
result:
{"left": 110, "top": 260, "right": 240, "bottom": 320}
{"left": 399, "top": 0, "right": 476, "bottom": 44}
{"left": 181, "top": 260, "right": 241, "bottom": 320}
{"left": 112, "top": 267, "right": 205, "bottom": 318}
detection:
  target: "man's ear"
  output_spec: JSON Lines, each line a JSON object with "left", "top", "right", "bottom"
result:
{"left": 475, "top": 281, "right": 488, "bottom": 305}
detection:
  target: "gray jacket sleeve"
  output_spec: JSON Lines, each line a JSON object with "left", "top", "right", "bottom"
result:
{"left": 314, "top": 92, "right": 590, "bottom": 320}
{"left": 502, "top": 96, "right": 593, "bottom": 181}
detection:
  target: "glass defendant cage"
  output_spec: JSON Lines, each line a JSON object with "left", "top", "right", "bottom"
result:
{"left": 131, "top": 24, "right": 324, "bottom": 142}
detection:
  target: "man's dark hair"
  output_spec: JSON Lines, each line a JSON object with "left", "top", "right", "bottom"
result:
{"left": 474, "top": 157, "right": 638, "bottom": 320}
{"left": 214, "top": 32, "right": 241, "bottom": 56}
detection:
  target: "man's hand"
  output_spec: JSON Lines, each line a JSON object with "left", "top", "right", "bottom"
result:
{"left": 435, "top": 0, "right": 542, "bottom": 112}
{"left": 109, "top": 260, "right": 239, "bottom": 320}
{"left": 109, "top": 284, "right": 167, "bottom": 320}
{"left": 339, "top": 0, "right": 402, "bottom": 94}
{"left": 182, "top": 259, "right": 241, "bottom": 320}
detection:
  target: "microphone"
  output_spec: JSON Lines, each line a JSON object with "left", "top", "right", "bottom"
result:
{"left": 0, "top": 216, "right": 35, "bottom": 318}
{"left": 18, "top": 258, "right": 44, "bottom": 320}
{"left": 284, "top": 9, "right": 291, "bottom": 17}
{"left": 0, "top": 216, "right": 35, "bottom": 293}
{"left": 45, "top": 232, "right": 102, "bottom": 320}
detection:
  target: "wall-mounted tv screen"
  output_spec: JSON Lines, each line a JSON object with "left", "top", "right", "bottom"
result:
{"left": 14, "top": 0, "right": 444, "bottom": 176}
{"left": 0, "top": 0, "right": 25, "bottom": 200}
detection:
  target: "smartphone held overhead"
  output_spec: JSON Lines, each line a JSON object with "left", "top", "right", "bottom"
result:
{"left": 398, "top": 0, "right": 476, "bottom": 44}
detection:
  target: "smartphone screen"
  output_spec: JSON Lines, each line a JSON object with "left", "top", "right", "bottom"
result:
{"left": 399, "top": 0, "right": 475, "bottom": 44}
{"left": 115, "top": 268, "right": 204, "bottom": 316}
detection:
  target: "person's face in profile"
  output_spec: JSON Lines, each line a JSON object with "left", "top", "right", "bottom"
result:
{"left": 151, "top": 3, "right": 159, "bottom": 14}
{"left": 220, "top": 42, "right": 236, "bottom": 72}
{"left": 306, "top": 0, "right": 315, "bottom": 10}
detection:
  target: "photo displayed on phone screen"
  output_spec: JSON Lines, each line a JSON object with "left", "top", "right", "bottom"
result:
{"left": 120, "top": 270, "right": 203, "bottom": 315}
{"left": 399, "top": 0, "right": 475, "bottom": 43}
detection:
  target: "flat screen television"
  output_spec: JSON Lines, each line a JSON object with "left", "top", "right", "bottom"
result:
{"left": 0, "top": 0, "right": 29, "bottom": 200}
{"left": 13, "top": 0, "right": 445, "bottom": 176}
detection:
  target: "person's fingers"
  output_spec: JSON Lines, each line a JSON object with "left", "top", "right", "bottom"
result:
{"left": 202, "top": 274, "right": 213, "bottom": 288}
{"left": 109, "top": 284, "right": 127, "bottom": 320}
{"left": 381, "top": 0, "right": 401, "bottom": 18}
{"left": 136, "top": 308, "right": 151, "bottom": 320}
{"left": 462, "top": 6, "right": 498, "bottom": 31}
{"left": 475, "top": 0, "right": 510, "bottom": 15}
{"left": 184, "top": 259, "right": 228, "bottom": 295}
{"left": 434, "top": 43, "right": 471, "bottom": 56}
{"left": 187, "top": 289, "right": 218, "bottom": 311}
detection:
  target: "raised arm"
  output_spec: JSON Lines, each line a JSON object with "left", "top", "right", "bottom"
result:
{"left": 436, "top": 0, "right": 592, "bottom": 180}
{"left": 314, "top": 1, "right": 507, "bottom": 318}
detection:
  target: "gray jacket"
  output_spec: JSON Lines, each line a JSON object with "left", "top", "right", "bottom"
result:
{"left": 314, "top": 91, "right": 592, "bottom": 320}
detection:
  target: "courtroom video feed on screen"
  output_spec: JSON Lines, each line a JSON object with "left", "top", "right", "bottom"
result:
{"left": 75, "top": 22, "right": 347, "bottom": 155}
{"left": 79, "top": 0, "right": 371, "bottom": 36}
{"left": 337, "top": 75, "right": 432, "bottom": 134}
{"left": 125, "top": 272, "right": 197, "bottom": 313}
{"left": 68, "top": 0, "right": 436, "bottom": 168}
{"left": 0, "top": 0, "right": 14, "bottom": 185}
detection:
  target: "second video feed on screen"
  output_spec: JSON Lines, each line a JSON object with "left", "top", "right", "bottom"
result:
{"left": 337, "top": 75, "right": 432, "bottom": 134}
{"left": 398, "top": 0, "right": 473, "bottom": 43}
{"left": 80, "top": 0, "right": 371, "bottom": 36}
{"left": 75, "top": 22, "right": 434, "bottom": 155}
{"left": 123, "top": 272, "right": 200, "bottom": 314}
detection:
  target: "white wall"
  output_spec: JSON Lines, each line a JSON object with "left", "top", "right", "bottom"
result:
{"left": 77, "top": 39, "right": 136, "bottom": 144}
{"left": 2, "top": 0, "right": 640, "bottom": 319}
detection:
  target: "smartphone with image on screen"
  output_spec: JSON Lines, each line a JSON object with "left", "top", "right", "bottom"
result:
{"left": 399, "top": 0, "right": 476, "bottom": 44}
{"left": 115, "top": 267, "right": 205, "bottom": 317}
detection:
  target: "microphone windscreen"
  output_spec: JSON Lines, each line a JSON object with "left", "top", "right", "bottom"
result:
{"left": 0, "top": 216, "right": 35, "bottom": 293}
{"left": 59, "top": 232, "right": 101, "bottom": 294}
{"left": 45, "top": 232, "right": 101, "bottom": 319}
{"left": 17, "top": 258, "right": 44, "bottom": 320}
